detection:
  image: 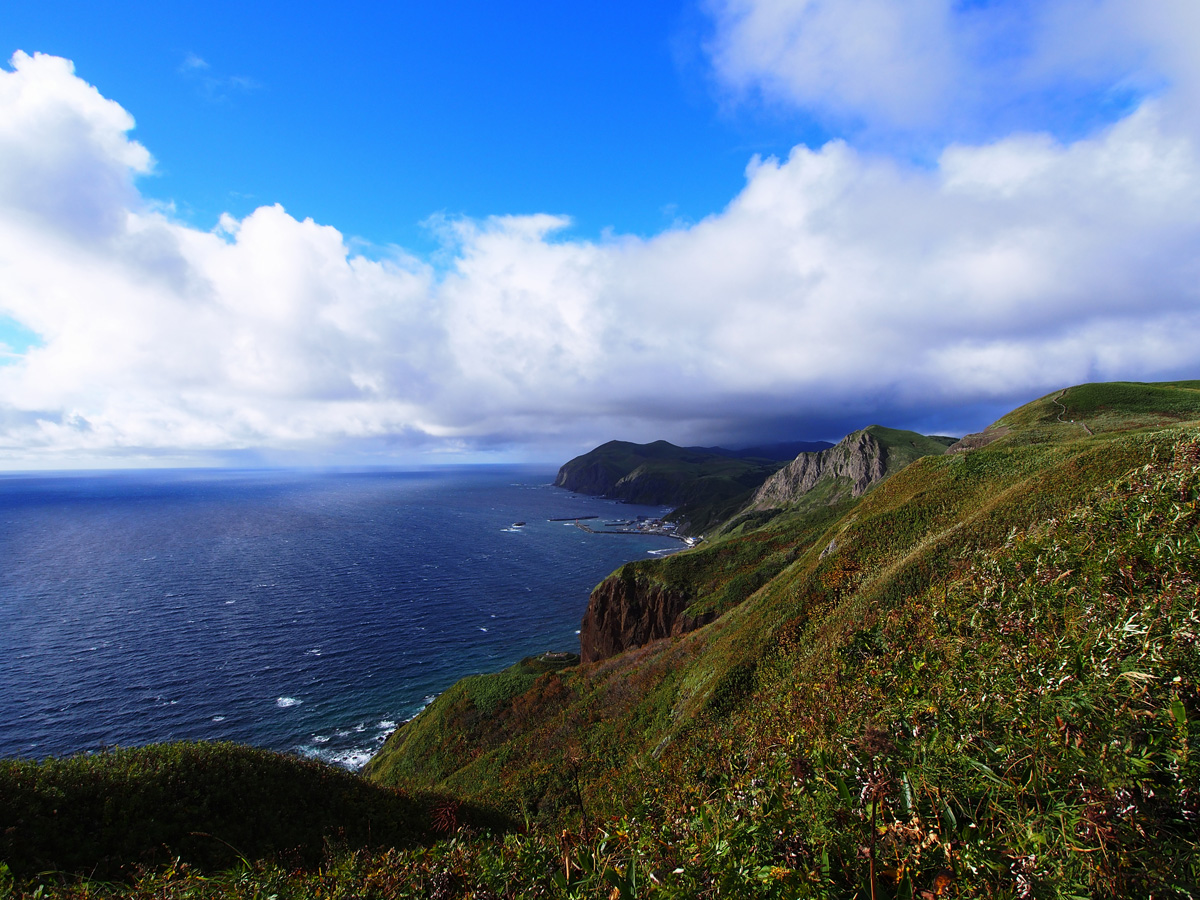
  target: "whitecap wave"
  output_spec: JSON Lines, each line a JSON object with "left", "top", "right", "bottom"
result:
{"left": 276, "top": 696, "right": 302, "bottom": 708}
{"left": 325, "top": 747, "right": 375, "bottom": 770}
{"left": 298, "top": 744, "right": 372, "bottom": 770}
{"left": 298, "top": 717, "right": 400, "bottom": 772}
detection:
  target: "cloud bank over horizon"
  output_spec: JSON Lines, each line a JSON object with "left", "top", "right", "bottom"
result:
{"left": 2, "top": 1, "right": 1200, "bottom": 468}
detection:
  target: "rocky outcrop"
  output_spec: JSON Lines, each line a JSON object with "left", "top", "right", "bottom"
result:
{"left": 748, "top": 428, "right": 888, "bottom": 510}
{"left": 576, "top": 428, "right": 952, "bottom": 663}
{"left": 580, "top": 565, "right": 715, "bottom": 664}
{"left": 947, "top": 425, "right": 1010, "bottom": 453}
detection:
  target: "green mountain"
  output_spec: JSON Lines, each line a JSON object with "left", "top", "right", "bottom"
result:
{"left": 553, "top": 438, "right": 831, "bottom": 535}
{"left": 5, "top": 380, "right": 1200, "bottom": 898}
{"left": 575, "top": 426, "right": 955, "bottom": 663}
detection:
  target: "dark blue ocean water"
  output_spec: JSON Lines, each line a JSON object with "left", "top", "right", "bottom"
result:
{"left": 0, "top": 467, "right": 678, "bottom": 768}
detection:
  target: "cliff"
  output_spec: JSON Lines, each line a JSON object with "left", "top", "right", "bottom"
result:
{"left": 579, "top": 564, "right": 714, "bottom": 664}
{"left": 575, "top": 426, "right": 955, "bottom": 662}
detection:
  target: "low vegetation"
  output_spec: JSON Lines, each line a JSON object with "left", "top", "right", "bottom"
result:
{"left": 3, "top": 381, "right": 1199, "bottom": 898}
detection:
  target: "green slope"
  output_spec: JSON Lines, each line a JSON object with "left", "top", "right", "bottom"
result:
{"left": 367, "top": 383, "right": 1199, "bottom": 810}
{"left": 364, "top": 384, "right": 1200, "bottom": 806}
{"left": 967, "top": 379, "right": 1200, "bottom": 442}
{"left": 864, "top": 424, "right": 958, "bottom": 468}
{"left": 358, "top": 382, "right": 1200, "bottom": 896}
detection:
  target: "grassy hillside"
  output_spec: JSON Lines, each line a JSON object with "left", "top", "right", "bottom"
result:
{"left": 367, "top": 385, "right": 1198, "bottom": 820}
{"left": 866, "top": 424, "right": 958, "bottom": 467}
{"left": 630, "top": 429, "right": 1200, "bottom": 897}
{"left": 5, "top": 380, "right": 1199, "bottom": 898}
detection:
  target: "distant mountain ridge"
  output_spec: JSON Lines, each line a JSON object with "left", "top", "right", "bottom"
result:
{"left": 552, "top": 438, "right": 831, "bottom": 535}
{"left": 686, "top": 440, "right": 835, "bottom": 461}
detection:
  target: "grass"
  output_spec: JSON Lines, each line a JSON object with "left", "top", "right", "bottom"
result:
{"left": 998, "top": 380, "right": 1200, "bottom": 435}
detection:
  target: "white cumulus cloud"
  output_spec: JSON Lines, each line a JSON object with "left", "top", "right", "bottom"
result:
{"left": 703, "top": 0, "right": 1200, "bottom": 141}
{"left": 1, "top": 26, "right": 1200, "bottom": 467}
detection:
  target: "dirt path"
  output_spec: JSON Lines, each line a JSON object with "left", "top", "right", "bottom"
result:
{"left": 1053, "top": 390, "right": 1094, "bottom": 435}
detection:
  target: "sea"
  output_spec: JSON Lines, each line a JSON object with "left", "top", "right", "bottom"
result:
{"left": 0, "top": 466, "right": 680, "bottom": 769}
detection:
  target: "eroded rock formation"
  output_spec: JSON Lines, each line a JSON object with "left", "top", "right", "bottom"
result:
{"left": 748, "top": 428, "right": 888, "bottom": 510}
{"left": 579, "top": 565, "right": 714, "bottom": 664}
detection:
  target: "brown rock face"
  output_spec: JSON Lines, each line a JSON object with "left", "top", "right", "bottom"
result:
{"left": 748, "top": 428, "right": 887, "bottom": 510}
{"left": 579, "top": 565, "right": 714, "bottom": 664}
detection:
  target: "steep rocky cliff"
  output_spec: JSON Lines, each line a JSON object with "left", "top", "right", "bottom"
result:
{"left": 554, "top": 439, "right": 830, "bottom": 500}
{"left": 747, "top": 425, "right": 954, "bottom": 511}
{"left": 554, "top": 440, "right": 720, "bottom": 502}
{"left": 579, "top": 564, "right": 715, "bottom": 664}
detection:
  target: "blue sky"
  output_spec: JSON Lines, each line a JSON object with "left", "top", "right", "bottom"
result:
{"left": 1, "top": 2, "right": 1199, "bottom": 468}
{"left": 2, "top": 1, "right": 815, "bottom": 249}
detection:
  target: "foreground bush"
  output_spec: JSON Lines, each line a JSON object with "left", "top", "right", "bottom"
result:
{"left": 0, "top": 742, "right": 508, "bottom": 881}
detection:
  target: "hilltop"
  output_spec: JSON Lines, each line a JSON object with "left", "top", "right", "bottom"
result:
{"left": 4, "top": 380, "right": 1200, "bottom": 898}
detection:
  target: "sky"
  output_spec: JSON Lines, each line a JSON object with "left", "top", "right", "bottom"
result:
{"left": 1, "top": 1, "right": 1199, "bottom": 469}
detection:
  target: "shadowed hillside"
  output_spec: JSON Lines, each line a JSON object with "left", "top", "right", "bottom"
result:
{"left": 0, "top": 742, "right": 508, "bottom": 882}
